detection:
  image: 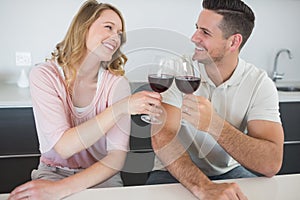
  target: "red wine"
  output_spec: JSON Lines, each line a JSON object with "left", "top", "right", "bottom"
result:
{"left": 175, "top": 76, "right": 200, "bottom": 94}
{"left": 148, "top": 74, "right": 174, "bottom": 93}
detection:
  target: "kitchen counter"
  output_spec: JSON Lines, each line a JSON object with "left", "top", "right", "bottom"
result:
{"left": 0, "top": 83, "right": 31, "bottom": 108}
{"left": 278, "top": 91, "right": 300, "bottom": 102}
{"left": 276, "top": 80, "right": 300, "bottom": 102}
{"left": 0, "top": 173, "right": 299, "bottom": 200}
{"left": 1, "top": 81, "right": 300, "bottom": 107}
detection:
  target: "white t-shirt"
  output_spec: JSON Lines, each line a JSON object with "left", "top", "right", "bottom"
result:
{"left": 153, "top": 58, "right": 281, "bottom": 176}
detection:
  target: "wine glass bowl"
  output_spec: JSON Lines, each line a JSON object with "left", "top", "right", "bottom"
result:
{"left": 140, "top": 57, "right": 175, "bottom": 124}
{"left": 148, "top": 74, "right": 174, "bottom": 93}
{"left": 175, "top": 76, "right": 200, "bottom": 94}
{"left": 175, "top": 55, "right": 201, "bottom": 94}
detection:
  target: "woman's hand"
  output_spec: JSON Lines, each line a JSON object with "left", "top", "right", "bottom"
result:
{"left": 122, "top": 91, "right": 162, "bottom": 116}
{"left": 8, "top": 179, "right": 64, "bottom": 200}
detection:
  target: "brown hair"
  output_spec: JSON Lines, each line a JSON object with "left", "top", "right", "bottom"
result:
{"left": 203, "top": 0, "right": 255, "bottom": 50}
{"left": 51, "top": 0, "right": 127, "bottom": 89}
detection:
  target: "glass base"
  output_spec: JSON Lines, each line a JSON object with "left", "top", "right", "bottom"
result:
{"left": 141, "top": 114, "right": 162, "bottom": 124}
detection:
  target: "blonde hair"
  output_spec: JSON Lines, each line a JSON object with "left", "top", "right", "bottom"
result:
{"left": 51, "top": 0, "right": 127, "bottom": 89}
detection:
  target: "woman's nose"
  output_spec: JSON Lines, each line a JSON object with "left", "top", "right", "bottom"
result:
{"left": 110, "top": 33, "right": 120, "bottom": 42}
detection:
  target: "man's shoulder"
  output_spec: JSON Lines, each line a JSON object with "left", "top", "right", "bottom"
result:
{"left": 242, "top": 60, "right": 271, "bottom": 83}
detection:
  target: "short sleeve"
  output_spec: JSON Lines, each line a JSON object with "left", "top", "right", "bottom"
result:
{"left": 247, "top": 77, "right": 281, "bottom": 123}
{"left": 29, "top": 64, "right": 71, "bottom": 153}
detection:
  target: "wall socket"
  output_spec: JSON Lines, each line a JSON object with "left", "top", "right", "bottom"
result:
{"left": 16, "top": 52, "right": 32, "bottom": 66}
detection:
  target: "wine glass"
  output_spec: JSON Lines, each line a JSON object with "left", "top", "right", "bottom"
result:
{"left": 175, "top": 55, "right": 201, "bottom": 94}
{"left": 175, "top": 55, "right": 201, "bottom": 124}
{"left": 141, "top": 57, "right": 174, "bottom": 124}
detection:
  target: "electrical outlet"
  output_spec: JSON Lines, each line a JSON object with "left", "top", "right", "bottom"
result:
{"left": 16, "top": 52, "right": 32, "bottom": 66}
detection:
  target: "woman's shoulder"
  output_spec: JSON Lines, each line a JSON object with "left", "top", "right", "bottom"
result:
{"left": 30, "top": 61, "right": 60, "bottom": 77}
{"left": 101, "top": 70, "right": 131, "bottom": 97}
{"left": 29, "top": 60, "right": 63, "bottom": 85}
{"left": 104, "top": 70, "right": 130, "bottom": 86}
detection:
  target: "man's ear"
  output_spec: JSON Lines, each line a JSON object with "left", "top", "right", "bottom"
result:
{"left": 228, "top": 34, "right": 243, "bottom": 51}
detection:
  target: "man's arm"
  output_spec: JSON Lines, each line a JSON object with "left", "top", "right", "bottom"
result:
{"left": 151, "top": 103, "right": 247, "bottom": 200}
{"left": 218, "top": 120, "right": 284, "bottom": 177}
{"left": 182, "top": 95, "right": 284, "bottom": 177}
{"left": 151, "top": 103, "right": 211, "bottom": 187}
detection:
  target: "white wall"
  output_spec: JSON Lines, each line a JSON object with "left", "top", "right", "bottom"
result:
{"left": 0, "top": 0, "right": 299, "bottom": 83}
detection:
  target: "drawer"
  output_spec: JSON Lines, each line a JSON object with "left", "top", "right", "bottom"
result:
{"left": 279, "top": 102, "right": 300, "bottom": 141}
{"left": 130, "top": 115, "right": 152, "bottom": 151}
{"left": 121, "top": 151, "right": 155, "bottom": 186}
{"left": 0, "top": 156, "right": 40, "bottom": 193}
{"left": 130, "top": 83, "right": 153, "bottom": 152}
{"left": 278, "top": 143, "right": 300, "bottom": 175}
{"left": 0, "top": 108, "right": 39, "bottom": 155}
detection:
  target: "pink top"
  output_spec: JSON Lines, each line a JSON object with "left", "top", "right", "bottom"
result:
{"left": 29, "top": 61, "right": 131, "bottom": 169}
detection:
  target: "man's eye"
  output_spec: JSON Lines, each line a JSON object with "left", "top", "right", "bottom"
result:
{"left": 201, "top": 29, "right": 210, "bottom": 36}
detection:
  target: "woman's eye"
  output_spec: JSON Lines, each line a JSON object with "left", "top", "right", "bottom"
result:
{"left": 105, "top": 25, "right": 112, "bottom": 30}
{"left": 118, "top": 32, "right": 123, "bottom": 39}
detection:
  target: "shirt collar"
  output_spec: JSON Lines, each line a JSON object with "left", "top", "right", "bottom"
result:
{"left": 200, "top": 58, "right": 246, "bottom": 88}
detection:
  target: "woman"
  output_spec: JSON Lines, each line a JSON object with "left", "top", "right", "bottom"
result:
{"left": 8, "top": 1, "right": 161, "bottom": 199}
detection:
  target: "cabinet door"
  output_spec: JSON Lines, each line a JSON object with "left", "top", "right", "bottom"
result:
{"left": 279, "top": 102, "right": 300, "bottom": 141}
{"left": 122, "top": 83, "right": 154, "bottom": 185}
{"left": 0, "top": 107, "right": 40, "bottom": 193}
{"left": 278, "top": 102, "right": 300, "bottom": 175}
{"left": 278, "top": 143, "right": 300, "bottom": 175}
{"left": 0, "top": 108, "right": 39, "bottom": 155}
{"left": 0, "top": 156, "right": 40, "bottom": 193}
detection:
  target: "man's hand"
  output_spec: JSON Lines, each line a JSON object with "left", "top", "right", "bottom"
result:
{"left": 181, "top": 94, "right": 223, "bottom": 138}
{"left": 193, "top": 181, "right": 248, "bottom": 200}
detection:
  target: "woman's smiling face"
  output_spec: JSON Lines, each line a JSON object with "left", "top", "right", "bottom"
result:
{"left": 86, "top": 9, "right": 123, "bottom": 61}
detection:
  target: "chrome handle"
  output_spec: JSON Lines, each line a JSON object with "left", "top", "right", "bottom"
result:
{"left": 0, "top": 153, "right": 40, "bottom": 159}
{"left": 284, "top": 141, "right": 300, "bottom": 145}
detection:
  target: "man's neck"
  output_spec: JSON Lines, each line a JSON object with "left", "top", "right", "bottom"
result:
{"left": 205, "top": 56, "right": 239, "bottom": 86}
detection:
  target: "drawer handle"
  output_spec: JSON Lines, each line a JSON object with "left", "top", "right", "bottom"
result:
{"left": 0, "top": 154, "right": 40, "bottom": 159}
{"left": 284, "top": 141, "right": 300, "bottom": 145}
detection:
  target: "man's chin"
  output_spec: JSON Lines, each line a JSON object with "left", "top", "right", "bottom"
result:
{"left": 192, "top": 54, "right": 204, "bottom": 63}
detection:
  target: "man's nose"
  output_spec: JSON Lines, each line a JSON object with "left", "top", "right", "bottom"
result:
{"left": 191, "top": 30, "right": 200, "bottom": 43}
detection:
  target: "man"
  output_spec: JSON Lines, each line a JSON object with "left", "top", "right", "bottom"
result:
{"left": 146, "top": 0, "right": 284, "bottom": 199}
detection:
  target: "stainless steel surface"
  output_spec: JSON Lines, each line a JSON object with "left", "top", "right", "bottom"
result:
{"left": 277, "top": 86, "right": 300, "bottom": 92}
{"left": 284, "top": 141, "right": 300, "bottom": 145}
{"left": 0, "top": 154, "right": 40, "bottom": 159}
{"left": 272, "top": 49, "right": 293, "bottom": 82}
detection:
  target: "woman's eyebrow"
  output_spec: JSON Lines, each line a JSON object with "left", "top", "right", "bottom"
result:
{"left": 103, "top": 21, "right": 122, "bottom": 31}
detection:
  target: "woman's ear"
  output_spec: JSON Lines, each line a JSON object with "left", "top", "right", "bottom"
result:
{"left": 229, "top": 34, "right": 243, "bottom": 51}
